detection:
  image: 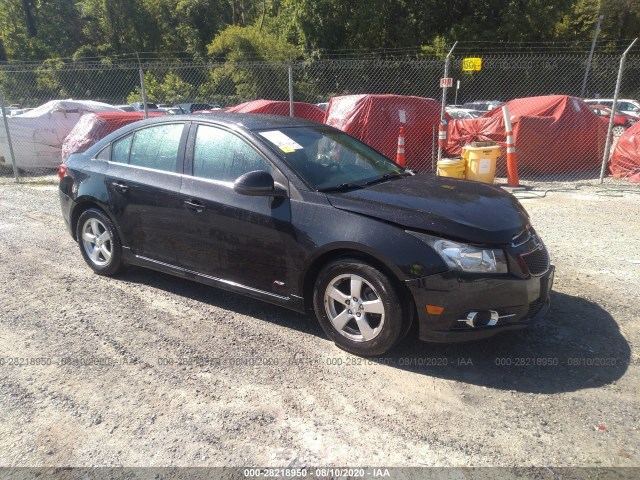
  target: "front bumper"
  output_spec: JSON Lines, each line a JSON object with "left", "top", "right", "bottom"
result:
{"left": 406, "top": 265, "right": 554, "bottom": 342}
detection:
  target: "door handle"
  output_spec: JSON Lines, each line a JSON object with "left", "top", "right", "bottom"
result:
{"left": 184, "top": 199, "right": 205, "bottom": 212}
{"left": 111, "top": 181, "right": 128, "bottom": 193}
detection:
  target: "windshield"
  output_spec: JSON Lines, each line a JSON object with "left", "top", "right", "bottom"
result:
{"left": 255, "top": 126, "right": 405, "bottom": 191}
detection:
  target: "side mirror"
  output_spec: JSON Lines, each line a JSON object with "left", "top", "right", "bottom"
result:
{"left": 233, "top": 170, "right": 287, "bottom": 197}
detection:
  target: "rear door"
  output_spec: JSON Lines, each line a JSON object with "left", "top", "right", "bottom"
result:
{"left": 178, "top": 123, "right": 292, "bottom": 295}
{"left": 105, "top": 121, "right": 189, "bottom": 264}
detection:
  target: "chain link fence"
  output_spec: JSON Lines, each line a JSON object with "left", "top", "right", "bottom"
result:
{"left": 2, "top": 45, "right": 640, "bottom": 188}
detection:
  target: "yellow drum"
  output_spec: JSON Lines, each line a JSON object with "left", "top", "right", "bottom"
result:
{"left": 437, "top": 157, "right": 465, "bottom": 179}
{"left": 463, "top": 142, "right": 501, "bottom": 183}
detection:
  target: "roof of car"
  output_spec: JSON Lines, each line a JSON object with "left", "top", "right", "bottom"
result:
{"left": 141, "top": 111, "right": 325, "bottom": 130}
{"left": 584, "top": 98, "right": 638, "bottom": 103}
{"left": 81, "top": 112, "right": 331, "bottom": 158}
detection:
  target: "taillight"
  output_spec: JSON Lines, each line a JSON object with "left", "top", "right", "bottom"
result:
{"left": 57, "top": 163, "right": 68, "bottom": 181}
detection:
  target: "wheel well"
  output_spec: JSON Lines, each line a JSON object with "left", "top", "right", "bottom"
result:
{"left": 70, "top": 202, "right": 106, "bottom": 241}
{"left": 302, "top": 249, "right": 416, "bottom": 317}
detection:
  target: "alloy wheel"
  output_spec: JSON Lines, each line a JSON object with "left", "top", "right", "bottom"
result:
{"left": 323, "top": 274, "right": 386, "bottom": 342}
{"left": 81, "top": 218, "right": 113, "bottom": 267}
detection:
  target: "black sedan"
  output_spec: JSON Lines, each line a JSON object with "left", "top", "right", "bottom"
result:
{"left": 59, "top": 113, "right": 554, "bottom": 356}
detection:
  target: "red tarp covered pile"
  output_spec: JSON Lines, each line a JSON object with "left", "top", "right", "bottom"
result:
{"left": 610, "top": 121, "right": 640, "bottom": 182}
{"left": 62, "top": 111, "right": 164, "bottom": 159}
{"left": 226, "top": 100, "right": 325, "bottom": 123}
{"left": 325, "top": 94, "right": 447, "bottom": 171}
{"left": 446, "top": 95, "right": 607, "bottom": 174}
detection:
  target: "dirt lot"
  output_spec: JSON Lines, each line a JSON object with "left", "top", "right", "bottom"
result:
{"left": 0, "top": 179, "right": 639, "bottom": 469}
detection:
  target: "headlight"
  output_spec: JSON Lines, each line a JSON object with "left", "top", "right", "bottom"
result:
{"left": 407, "top": 232, "right": 508, "bottom": 273}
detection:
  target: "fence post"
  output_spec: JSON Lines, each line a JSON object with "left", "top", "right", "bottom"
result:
{"left": 581, "top": 15, "right": 604, "bottom": 98}
{"left": 136, "top": 53, "right": 149, "bottom": 119}
{"left": 599, "top": 38, "right": 638, "bottom": 184}
{"left": 436, "top": 41, "right": 457, "bottom": 171}
{"left": 288, "top": 64, "right": 294, "bottom": 117}
{"left": 0, "top": 89, "right": 20, "bottom": 182}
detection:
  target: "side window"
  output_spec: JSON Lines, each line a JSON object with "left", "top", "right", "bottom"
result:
{"left": 111, "top": 134, "right": 132, "bottom": 164}
{"left": 129, "top": 123, "right": 184, "bottom": 172}
{"left": 193, "top": 125, "right": 271, "bottom": 182}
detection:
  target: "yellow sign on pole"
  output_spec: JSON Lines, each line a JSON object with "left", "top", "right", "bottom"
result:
{"left": 462, "top": 57, "right": 482, "bottom": 72}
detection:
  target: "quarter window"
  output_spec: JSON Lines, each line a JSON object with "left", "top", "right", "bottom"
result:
{"left": 96, "top": 145, "right": 111, "bottom": 161}
{"left": 193, "top": 125, "right": 271, "bottom": 182}
{"left": 129, "top": 123, "right": 184, "bottom": 172}
{"left": 111, "top": 134, "right": 132, "bottom": 164}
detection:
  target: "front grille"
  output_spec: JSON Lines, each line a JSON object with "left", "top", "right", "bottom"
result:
{"left": 520, "top": 247, "right": 550, "bottom": 276}
{"left": 527, "top": 298, "right": 545, "bottom": 319}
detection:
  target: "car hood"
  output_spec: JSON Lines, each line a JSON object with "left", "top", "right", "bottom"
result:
{"left": 326, "top": 174, "right": 529, "bottom": 245}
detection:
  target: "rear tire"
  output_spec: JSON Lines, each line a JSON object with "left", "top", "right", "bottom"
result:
{"left": 612, "top": 125, "right": 626, "bottom": 137}
{"left": 313, "top": 258, "right": 405, "bottom": 356}
{"left": 76, "top": 208, "right": 124, "bottom": 276}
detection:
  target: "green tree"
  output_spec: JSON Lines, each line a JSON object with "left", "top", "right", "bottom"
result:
{"left": 141, "top": 0, "right": 233, "bottom": 56}
{"left": 556, "top": 0, "right": 601, "bottom": 39}
{"left": 599, "top": 0, "right": 640, "bottom": 42}
{"left": 76, "top": 0, "right": 155, "bottom": 54}
{"left": 0, "top": 0, "right": 84, "bottom": 60}
{"left": 206, "top": 24, "right": 301, "bottom": 100}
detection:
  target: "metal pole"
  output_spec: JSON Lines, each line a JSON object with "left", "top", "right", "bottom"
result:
{"left": 599, "top": 38, "right": 637, "bottom": 183}
{"left": 436, "top": 41, "right": 457, "bottom": 170}
{"left": 581, "top": 15, "right": 604, "bottom": 98}
{"left": 136, "top": 53, "right": 149, "bottom": 119}
{"left": 288, "top": 64, "right": 294, "bottom": 117}
{"left": 0, "top": 89, "right": 20, "bottom": 182}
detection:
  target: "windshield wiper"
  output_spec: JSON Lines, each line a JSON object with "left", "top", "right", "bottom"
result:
{"left": 319, "top": 183, "right": 365, "bottom": 193}
{"left": 319, "top": 171, "right": 411, "bottom": 193}
{"left": 361, "top": 171, "right": 411, "bottom": 187}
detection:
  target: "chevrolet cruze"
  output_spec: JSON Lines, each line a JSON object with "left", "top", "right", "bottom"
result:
{"left": 59, "top": 113, "right": 554, "bottom": 356}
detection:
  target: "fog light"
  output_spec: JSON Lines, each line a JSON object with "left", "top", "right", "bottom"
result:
{"left": 458, "top": 310, "right": 499, "bottom": 328}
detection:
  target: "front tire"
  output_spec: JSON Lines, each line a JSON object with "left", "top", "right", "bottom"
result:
{"left": 313, "top": 258, "right": 405, "bottom": 356}
{"left": 76, "top": 208, "right": 124, "bottom": 276}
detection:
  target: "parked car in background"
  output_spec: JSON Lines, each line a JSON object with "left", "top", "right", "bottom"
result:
{"left": 446, "top": 107, "right": 483, "bottom": 119}
{"left": 115, "top": 104, "right": 135, "bottom": 112}
{"left": 58, "top": 113, "right": 553, "bottom": 356}
{"left": 584, "top": 98, "right": 640, "bottom": 119}
{"left": 0, "top": 99, "right": 121, "bottom": 169}
{"left": 131, "top": 102, "right": 160, "bottom": 112}
{"left": 589, "top": 104, "right": 636, "bottom": 136}
{"left": 325, "top": 94, "right": 449, "bottom": 171}
{"left": 7, "top": 103, "right": 22, "bottom": 114}
{"left": 62, "top": 111, "right": 166, "bottom": 160}
{"left": 447, "top": 95, "right": 606, "bottom": 174}
{"left": 174, "top": 103, "right": 220, "bottom": 114}
{"left": 462, "top": 100, "right": 502, "bottom": 112}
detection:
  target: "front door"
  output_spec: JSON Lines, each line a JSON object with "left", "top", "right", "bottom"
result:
{"left": 178, "top": 123, "right": 292, "bottom": 295}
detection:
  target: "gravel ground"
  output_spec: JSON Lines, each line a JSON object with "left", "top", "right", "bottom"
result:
{"left": 0, "top": 179, "right": 639, "bottom": 469}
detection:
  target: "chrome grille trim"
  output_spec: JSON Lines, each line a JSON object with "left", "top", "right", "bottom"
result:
{"left": 512, "top": 227, "right": 532, "bottom": 248}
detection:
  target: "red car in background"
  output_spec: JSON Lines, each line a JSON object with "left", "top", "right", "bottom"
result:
{"left": 589, "top": 105, "right": 637, "bottom": 136}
